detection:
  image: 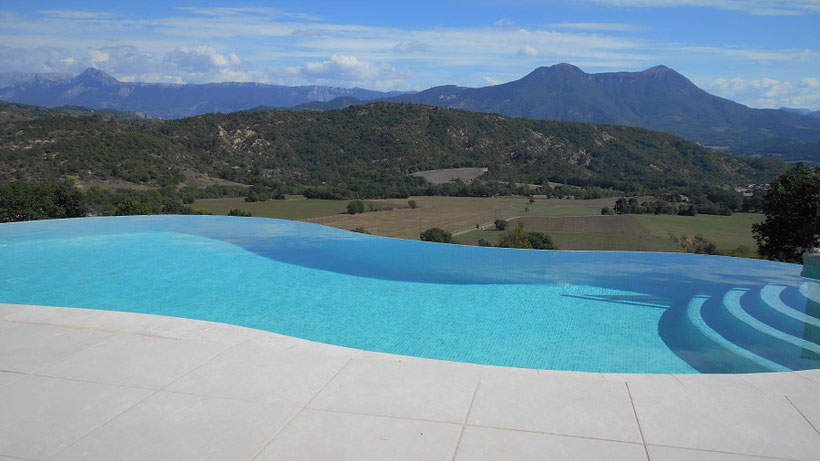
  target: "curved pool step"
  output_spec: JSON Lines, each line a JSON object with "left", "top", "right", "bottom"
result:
{"left": 723, "top": 289, "right": 820, "bottom": 355}
{"left": 760, "top": 284, "right": 820, "bottom": 328}
{"left": 686, "top": 294, "right": 789, "bottom": 372}
{"left": 798, "top": 282, "right": 820, "bottom": 306}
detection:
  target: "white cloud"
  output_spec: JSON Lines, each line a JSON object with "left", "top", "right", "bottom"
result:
{"left": 483, "top": 76, "right": 503, "bottom": 85}
{"left": 393, "top": 41, "right": 430, "bottom": 53}
{"left": 709, "top": 76, "right": 820, "bottom": 109}
{"left": 38, "top": 10, "right": 114, "bottom": 19}
{"left": 88, "top": 50, "right": 109, "bottom": 66}
{"left": 495, "top": 18, "right": 516, "bottom": 26}
{"left": 517, "top": 45, "right": 539, "bottom": 57}
{"left": 582, "top": 0, "right": 820, "bottom": 15}
{"left": 165, "top": 46, "right": 240, "bottom": 72}
{"left": 291, "top": 54, "right": 409, "bottom": 89}
{"left": 550, "top": 22, "right": 646, "bottom": 32}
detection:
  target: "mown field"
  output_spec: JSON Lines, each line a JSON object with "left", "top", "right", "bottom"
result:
{"left": 195, "top": 195, "right": 762, "bottom": 253}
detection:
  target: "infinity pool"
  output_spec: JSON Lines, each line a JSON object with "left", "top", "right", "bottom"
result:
{"left": 0, "top": 215, "right": 817, "bottom": 373}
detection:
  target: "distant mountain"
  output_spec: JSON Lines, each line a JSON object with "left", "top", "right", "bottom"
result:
{"left": 780, "top": 107, "right": 820, "bottom": 119}
{"left": 0, "top": 68, "right": 409, "bottom": 118}
{"left": 303, "top": 64, "right": 820, "bottom": 162}
{"left": 0, "top": 72, "right": 72, "bottom": 89}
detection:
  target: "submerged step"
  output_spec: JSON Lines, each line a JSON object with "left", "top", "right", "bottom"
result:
{"left": 799, "top": 282, "right": 820, "bottom": 306}
{"left": 686, "top": 294, "right": 788, "bottom": 372}
{"left": 724, "top": 289, "right": 820, "bottom": 355}
{"left": 760, "top": 285, "right": 820, "bottom": 328}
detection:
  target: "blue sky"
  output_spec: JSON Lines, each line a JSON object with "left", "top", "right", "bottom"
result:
{"left": 1, "top": 0, "right": 818, "bottom": 109}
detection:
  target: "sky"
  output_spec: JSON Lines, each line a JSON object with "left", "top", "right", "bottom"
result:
{"left": 0, "top": 0, "right": 818, "bottom": 109}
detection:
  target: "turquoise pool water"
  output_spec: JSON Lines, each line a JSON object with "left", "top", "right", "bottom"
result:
{"left": 0, "top": 215, "right": 817, "bottom": 373}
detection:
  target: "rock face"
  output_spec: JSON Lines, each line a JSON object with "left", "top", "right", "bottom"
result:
{"left": 0, "top": 68, "right": 405, "bottom": 118}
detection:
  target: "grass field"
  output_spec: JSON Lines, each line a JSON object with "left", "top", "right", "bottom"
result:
{"left": 455, "top": 213, "right": 761, "bottom": 253}
{"left": 195, "top": 195, "right": 761, "bottom": 253}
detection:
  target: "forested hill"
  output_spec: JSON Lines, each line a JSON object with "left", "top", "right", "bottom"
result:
{"left": 0, "top": 101, "right": 783, "bottom": 197}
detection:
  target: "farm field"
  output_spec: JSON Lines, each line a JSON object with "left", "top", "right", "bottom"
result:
{"left": 195, "top": 195, "right": 762, "bottom": 253}
{"left": 195, "top": 197, "right": 407, "bottom": 221}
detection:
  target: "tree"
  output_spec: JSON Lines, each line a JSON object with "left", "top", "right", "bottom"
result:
{"left": 528, "top": 231, "right": 557, "bottom": 250}
{"left": 346, "top": 200, "right": 365, "bottom": 214}
{"left": 752, "top": 163, "right": 819, "bottom": 262}
{"left": 408, "top": 200, "right": 417, "bottom": 209}
{"left": 601, "top": 206, "right": 614, "bottom": 215}
{"left": 420, "top": 227, "right": 454, "bottom": 243}
{"left": 496, "top": 223, "right": 532, "bottom": 248}
{"left": 494, "top": 219, "right": 508, "bottom": 230}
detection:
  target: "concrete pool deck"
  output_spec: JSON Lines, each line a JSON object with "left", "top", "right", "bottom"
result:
{"left": 0, "top": 303, "right": 818, "bottom": 460}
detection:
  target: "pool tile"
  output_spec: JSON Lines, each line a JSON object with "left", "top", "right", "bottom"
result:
{"left": 0, "top": 375, "right": 151, "bottom": 460}
{"left": 454, "top": 426, "right": 647, "bottom": 461}
{"left": 467, "top": 370, "right": 643, "bottom": 443}
{"left": 646, "top": 445, "right": 792, "bottom": 460}
{"left": 256, "top": 409, "right": 461, "bottom": 461}
{"left": 0, "top": 323, "right": 112, "bottom": 373}
{"left": 52, "top": 391, "right": 298, "bottom": 461}
{"left": 309, "top": 352, "right": 480, "bottom": 423}
{"left": 39, "top": 334, "right": 227, "bottom": 389}
{"left": 629, "top": 380, "right": 820, "bottom": 459}
{"left": 166, "top": 340, "right": 355, "bottom": 405}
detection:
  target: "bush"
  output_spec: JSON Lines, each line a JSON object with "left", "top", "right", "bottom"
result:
{"left": 347, "top": 200, "right": 365, "bottom": 214}
{"left": 228, "top": 209, "right": 252, "bottom": 217}
{"left": 477, "top": 238, "right": 493, "bottom": 247}
{"left": 601, "top": 206, "right": 614, "bottom": 215}
{"left": 351, "top": 227, "right": 370, "bottom": 234}
{"left": 420, "top": 227, "right": 454, "bottom": 243}
{"left": 408, "top": 200, "right": 417, "bottom": 209}
{"left": 527, "top": 232, "right": 557, "bottom": 250}
{"left": 494, "top": 219, "right": 508, "bottom": 230}
{"left": 496, "top": 223, "right": 531, "bottom": 249}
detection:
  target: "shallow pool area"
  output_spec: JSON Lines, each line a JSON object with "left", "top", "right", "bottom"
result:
{"left": 0, "top": 215, "right": 817, "bottom": 373}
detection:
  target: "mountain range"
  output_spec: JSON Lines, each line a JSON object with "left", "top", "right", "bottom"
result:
{"left": 1, "top": 65, "right": 818, "bottom": 162}
{"left": 0, "top": 68, "right": 406, "bottom": 119}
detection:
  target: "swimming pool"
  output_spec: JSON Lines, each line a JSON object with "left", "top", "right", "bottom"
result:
{"left": 1, "top": 215, "right": 817, "bottom": 373}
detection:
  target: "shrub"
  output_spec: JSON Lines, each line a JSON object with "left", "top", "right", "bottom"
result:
{"left": 227, "top": 208, "right": 252, "bottom": 217}
{"left": 347, "top": 200, "right": 365, "bottom": 214}
{"left": 477, "top": 238, "right": 493, "bottom": 247}
{"left": 351, "top": 227, "right": 371, "bottom": 234}
{"left": 494, "top": 219, "right": 508, "bottom": 230}
{"left": 496, "top": 223, "right": 531, "bottom": 249}
{"left": 420, "top": 227, "right": 454, "bottom": 243}
{"left": 408, "top": 200, "right": 417, "bottom": 209}
{"left": 601, "top": 206, "right": 614, "bottom": 215}
{"left": 527, "top": 232, "right": 556, "bottom": 250}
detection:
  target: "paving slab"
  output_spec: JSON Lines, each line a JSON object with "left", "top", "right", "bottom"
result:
{"left": 629, "top": 378, "right": 820, "bottom": 459}
{"left": 0, "top": 371, "right": 24, "bottom": 389}
{"left": 0, "top": 375, "right": 151, "bottom": 460}
{"left": 454, "top": 425, "right": 648, "bottom": 461}
{"left": 52, "top": 391, "right": 298, "bottom": 461}
{"left": 39, "top": 334, "right": 227, "bottom": 389}
{"left": 189, "top": 322, "right": 261, "bottom": 345}
{"left": 0, "top": 303, "right": 33, "bottom": 319}
{"left": 467, "top": 368, "right": 643, "bottom": 443}
{"left": 309, "top": 352, "right": 480, "bottom": 423}
{"left": 166, "top": 339, "right": 355, "bottom": 405}
{"left": 256, "top": 409, "right": 462, "bottom": 461}
{"left": 646, "top": 445, "right": 793, "bottom": 461}
{"left": 741, "top": 371, "right": 820, "bottom": 397}
{"left": 3, "top": 305, "right": 167, "bottom": 333}
{"left": 785, "top": 391, "right": 820, "bottom": 434}
{"left": 0, "top": 323, "right": 112, "bottom": 373}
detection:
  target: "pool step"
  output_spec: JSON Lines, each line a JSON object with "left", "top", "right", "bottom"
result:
{"left": 683, "top": 284, "right": 820, "bottom": 372}
{"left": 723, "top": 289, "right": 820, "bottom": 355}
{"left": 685, "top": 295, "right": 788, "bottom": 372}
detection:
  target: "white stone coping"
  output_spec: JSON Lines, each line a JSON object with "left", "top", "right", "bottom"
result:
{"left": 0, "top": 303, "right": 818, "bottom": 460}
